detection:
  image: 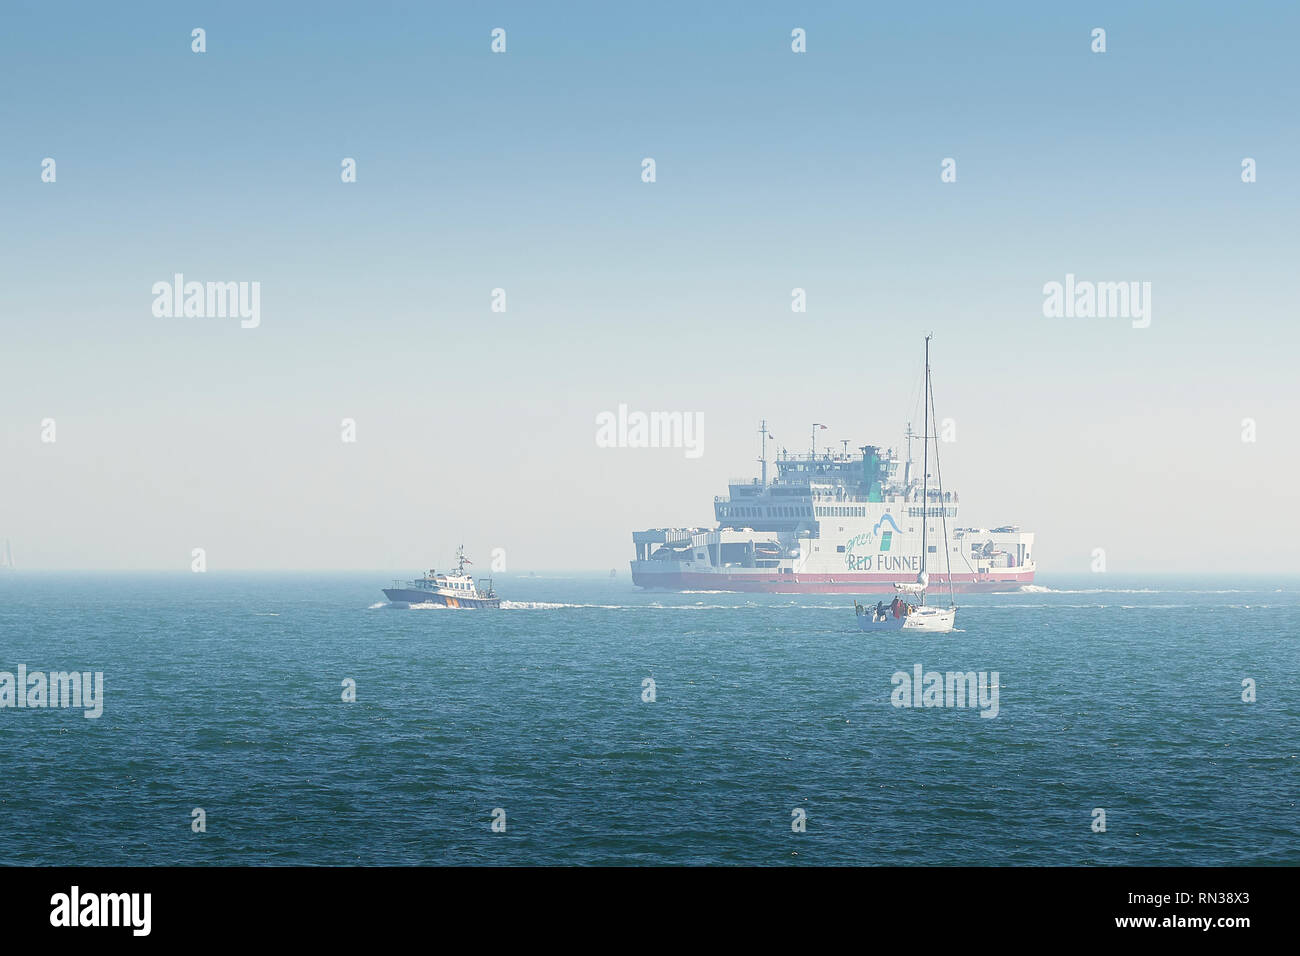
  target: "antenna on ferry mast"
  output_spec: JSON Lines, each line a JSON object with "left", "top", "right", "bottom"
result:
{"left": 840, "top": 439, "right": 850, "bottom": 459}
{"left": 903, "top": 421, "right": 916, "bottom": 487}
{"left": 811, "top": 423, "right": 825, "bottom": 459}
{"left": 758, "top": 419, "right": 773, "bottom": 486}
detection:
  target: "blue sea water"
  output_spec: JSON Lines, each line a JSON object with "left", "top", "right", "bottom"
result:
{"left": 0, "top": 572, "right": 1296, "bottom": 866}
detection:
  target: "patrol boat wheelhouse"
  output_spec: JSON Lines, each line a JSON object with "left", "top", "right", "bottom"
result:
{"left": 383, "top": 548, "right": 500, "bottom": 609}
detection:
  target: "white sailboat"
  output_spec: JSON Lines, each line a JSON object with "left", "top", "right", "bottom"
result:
{"left": 855, "top": 335, "right": 958, "bottom": 633}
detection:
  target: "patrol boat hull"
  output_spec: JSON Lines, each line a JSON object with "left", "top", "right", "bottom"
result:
{"left": 382, "top": 588, "right": 501, "bottom": 609}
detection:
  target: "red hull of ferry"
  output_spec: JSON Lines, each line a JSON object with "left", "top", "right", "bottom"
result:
{"left": 629, "top": 569, "right": 1034, "bottom": 593}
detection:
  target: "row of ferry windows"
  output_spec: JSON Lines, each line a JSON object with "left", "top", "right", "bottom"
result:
{"left": 719, "top": 505, "right": 871, "bottom": 519}
{"left": 718, "top": 504, "right": 958, "bottom": 518}
{"left": 720, "top": 505, "right": 815, "bottom": 519}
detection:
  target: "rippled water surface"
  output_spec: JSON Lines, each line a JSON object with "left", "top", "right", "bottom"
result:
{"left": 1, "top": 572, "right": 1296, "bottom": 865}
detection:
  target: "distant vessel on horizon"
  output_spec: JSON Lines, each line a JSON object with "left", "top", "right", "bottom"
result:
{"left": 0, "top": 539, "right": 14, "bottom": 572}
{"left": 383, "top": 547, "right": 500, "bottom": 609}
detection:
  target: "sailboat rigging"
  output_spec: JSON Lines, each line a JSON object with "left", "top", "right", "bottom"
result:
{"left": 854, "top": 335, "right": 958, "bottom": 633}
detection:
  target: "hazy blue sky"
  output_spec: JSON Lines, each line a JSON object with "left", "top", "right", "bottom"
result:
{"left": 2, "top": 1, "right": 1297, "bottom": 573}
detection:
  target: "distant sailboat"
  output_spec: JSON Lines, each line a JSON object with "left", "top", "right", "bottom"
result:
{"left": 855, "top": 336, "right": 957, "bottom": 632}
{"left": 0, "top": 539, "right": 14, "bottom": 571}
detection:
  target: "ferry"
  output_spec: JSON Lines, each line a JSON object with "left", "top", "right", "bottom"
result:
{"left": 630, "top": 407, "right": 1035, "bottom": 595}
{"left": 383, "top": 548, "right": 500, "bottom": 608}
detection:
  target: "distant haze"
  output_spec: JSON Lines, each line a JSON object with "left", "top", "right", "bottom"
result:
{"left": 2, "top": 2, "right": 1296, "bottom": 574}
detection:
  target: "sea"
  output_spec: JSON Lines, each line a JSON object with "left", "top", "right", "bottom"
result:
{"left": 1, "top": 572, "right": 1296, "bottom": 866}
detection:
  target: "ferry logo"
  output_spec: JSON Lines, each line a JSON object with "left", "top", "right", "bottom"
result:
{"left": 872, "top": 513, "right": 901, "bottom": 545}
{"left": 844, "top": 513, "right": 916, "bottom": 571}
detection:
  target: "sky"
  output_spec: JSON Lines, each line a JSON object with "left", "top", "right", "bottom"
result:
{"left": 2, "top": 1, "right": 1297, "bottom": 573}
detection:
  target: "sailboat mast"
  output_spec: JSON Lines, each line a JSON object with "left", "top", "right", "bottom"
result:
{"left": 921, "top": 335, "right": 930, "bottom": 578}
{"left": 924, "top": 339, "right": 957, "bottom": 608}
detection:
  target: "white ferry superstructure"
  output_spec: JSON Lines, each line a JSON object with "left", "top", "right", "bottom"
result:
{"left": 630, "top": 423, "right": 1035, "bottom": 593}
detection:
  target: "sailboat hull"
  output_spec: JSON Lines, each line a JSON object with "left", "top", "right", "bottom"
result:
{"left": 856, "top": 610, "right": 908, "bottom": 631}
{"left": 902, "top": 606, "right": 957, "bottom": 632}
{"left": 857, "top": 617, "right": 907, "bottom": 632}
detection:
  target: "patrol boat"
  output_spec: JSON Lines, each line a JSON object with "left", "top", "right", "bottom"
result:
{"left": 383, "top": 548, "right": 501, "bottom": 609}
